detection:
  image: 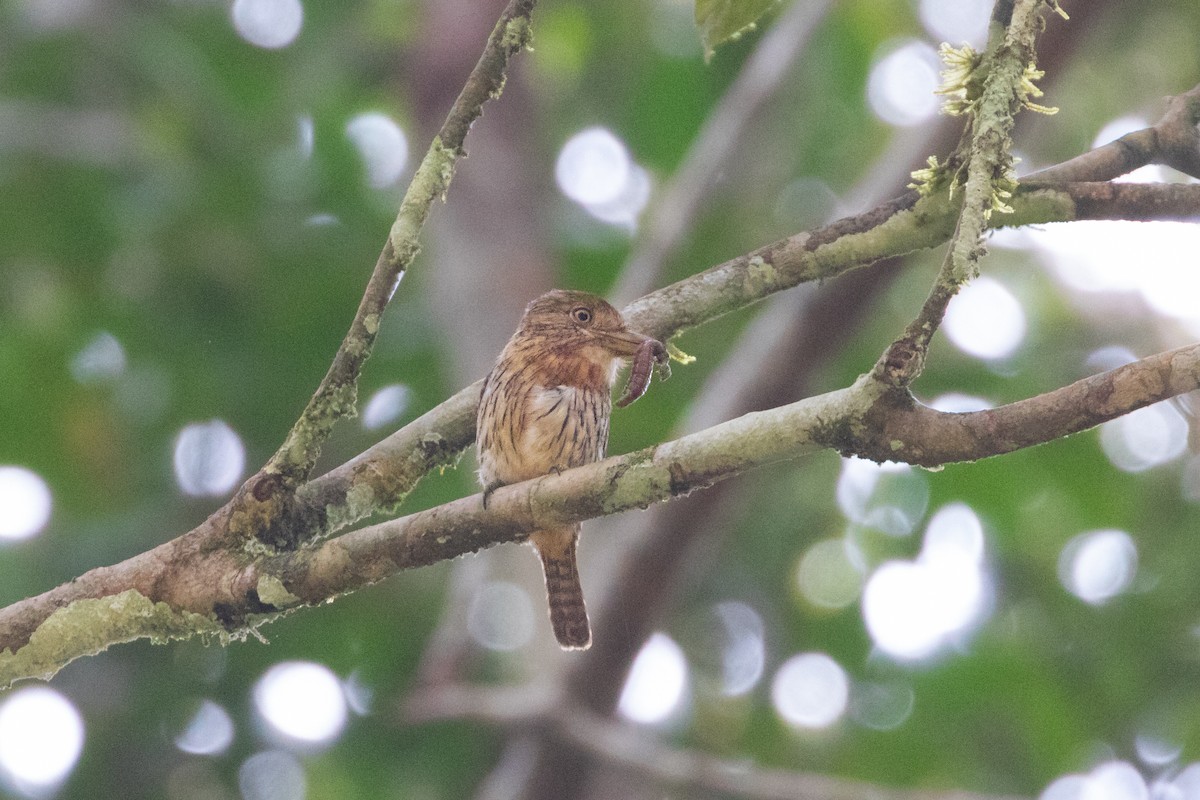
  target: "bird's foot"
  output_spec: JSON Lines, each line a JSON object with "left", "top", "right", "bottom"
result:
{"left": 481, "top": 480, "right": 505, "bottom": 509}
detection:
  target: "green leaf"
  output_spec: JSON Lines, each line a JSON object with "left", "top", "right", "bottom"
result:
{"left": 695, "top": 0, "right": 779, "bottom": 61}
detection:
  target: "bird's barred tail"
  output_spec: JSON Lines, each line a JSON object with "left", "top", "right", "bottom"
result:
{"left": 533, "top": 527, "right": 591, "bottom": 650}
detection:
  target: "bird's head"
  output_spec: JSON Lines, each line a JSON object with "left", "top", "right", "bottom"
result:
{"left": 516, "top": 290, "right": 653, "bottom": 363}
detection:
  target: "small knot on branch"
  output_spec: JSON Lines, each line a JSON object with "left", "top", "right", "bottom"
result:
{"left": 880, "top": 338, "right": 926, "bottom": 388}
{"left": 251, "top": 472, "right": 284, "bottom": 502}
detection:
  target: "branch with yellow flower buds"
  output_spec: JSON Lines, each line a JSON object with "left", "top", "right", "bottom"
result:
{"left": 877, "top": 0, "right": 1064, "bottom": 389}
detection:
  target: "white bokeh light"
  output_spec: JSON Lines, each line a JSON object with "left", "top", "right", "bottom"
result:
{"left": 1042, "top": 762, "right": 1149, "bottom": 800}
{"left": 1043, "top": 773, "right": 1088, "bottom": 800}
{"left": 0, "top": 466, "right": 53, "bottom": 541}
{"left": 343, "top": 672, "right": 374, "bottom": 716}
{"left": 0, "top": 687, "right": 85, "bottom": 793}
{"left": 1170, "top": 763, "right": 1200, "bottom": 800}
{"left": 173, "top": 419, "right": 246, "bottom": 497}
{"left": 1022, "top": 221, "right": 1200, "bottom": 330}
{"left": 866, "top": 41, "right": 941, "bottom": 127}
{"left": 297, "top": 115, "right": 314, "bottom": 159}
{"left": 863, "top": 562, "right": 944, "bottom": 660}
{"left": 837, "top": 457, "right": 910, "bottom": 520}
{"left": 714, "top": 601, "right": 765, "bottom": 696}
{"left": 919, "top": 0, "right": 990, "bottom": 45}
{"left": 238, "top": 750, "right": 306, "bottom": 800}
{"left": 555, "top": 127, "right": 650, "bottom": 229}
{"left": 1124, "top": 227, "right": 1200, "bottom": 323}
{"left": 862, "top": 503, "right": 990, "bottom": 661}
{"left": 1134, "top": 732, "right": 1182, "bottom": 767}
{"left": 1058, "top": 529, "right": 1137, "bottom": 605}
{"left": 1094, "top": 116, "right": 1149, "bottom": 149}
{"left": 345, "top": 112, "right": 409, "bottom": 188}
{"left": 836, "top": 457, "right": 928, "bottom": 537}
{"left": 618, "top": 633, "right": 688, "bottom": 725}
{"left": 849, "top": 681, "right": 915, "bottom": 731}
{"left": 254, "top": 661, "right": 348, "bottom": 745}
{"left": 944, "top": 276, "right": 1026, "bottom": 360}
{"left": 231, "top": 0, "right": 303, "bottom": 49}
{"left": 305, "top": 213, "right": 339, "bottom": 227}
{"left": 70, "top": 331, "right": 126, "bottom": 383}
{"left": 584, "top": 164, "right": 651, "bottom": 228}
{"left": 467, "top": 581, "right": 535, "bottom": 652}
{"left": 361, "top": 384, "right": 411, "bottom": 430}
{"left": 1087, "top": 346, "right": 1139, "bottom": 373}
{"left": 770, "top": 652, "right": 850, "bottom": 730}
{"left": 795, "top": 538, "right": 865, "bottom": 610}
{"left": 924, "top": 502, "right": 985, "bottom": 564}
{"left": 928, "top": 393, "right": 993, "bottom": 413}
{"left": 1023, "top": 221, "right": 1142, "bottom": 294}
{"left": 1099, "top": 403, "right": 1188, "bottom": 473}
{"left": 175, "top": 699, "right": 235, "bottom": 756}
{"left": 1183, "top": 456, "right": 1200, "bottom": 504}
{"left": 556, "top": 127, "right": 630, "bottom": 205}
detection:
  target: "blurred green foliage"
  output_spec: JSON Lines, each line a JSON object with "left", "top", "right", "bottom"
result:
{"left": 695, "top": 0, "right": 779, "bottom": 61}
{"left": 3, "top": 0, "right": 1200, "bottom": 799}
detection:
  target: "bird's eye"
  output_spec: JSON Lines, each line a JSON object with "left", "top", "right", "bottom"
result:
{"left": 570, "top": 307, "right": 593, "bottom": 325}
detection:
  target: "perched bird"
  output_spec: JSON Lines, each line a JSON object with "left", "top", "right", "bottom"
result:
{"left": 476, "top": 289, "right": 665, "bottom": 650}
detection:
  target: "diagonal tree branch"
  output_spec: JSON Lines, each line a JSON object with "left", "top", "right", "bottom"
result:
{"left": 404, "top": 683, "right": 1031, "bottom": 800}
{"left": 6, "top": 334, "right": 1200, "bottom": 687}
{"left": 251, "top": 0, "right": 537, "bottom": 500}
{"left": 511, "top": 6, "right": 1136, "bottom": 798}
{"left": 1026, "top": 82, "right": 1200, "bottom": 182}
{"left": 610, "top": 0, "right": 836, "bottom": 305}
{"left": 249, "top": 340, "right": 1200, "bottom": 606}
{"left": 876, "top": 0, "right": 1054, "bottom": 389}
{"left": 5, "top": 51, "right": 1200, "bottom": 688}
{"left": 0, "top": 176, "right": 1196, "bottom": 688}
{"left": 289, "top": 179, "right": 1200, "bottom": 550}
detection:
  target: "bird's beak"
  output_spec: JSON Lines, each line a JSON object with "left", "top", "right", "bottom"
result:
{"left": 596, "top": 328, "right": 656, "bottom": 358}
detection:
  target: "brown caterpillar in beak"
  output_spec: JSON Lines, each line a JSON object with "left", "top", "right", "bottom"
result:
{"left": 617, "top": 338, "right": 669, "bottom": 408}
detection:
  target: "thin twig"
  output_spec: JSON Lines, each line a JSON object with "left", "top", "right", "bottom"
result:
{"left": 248, "top": 340, "right": 1200, "bottom": 610}
{"left": 610, "top": 0, "right": 836, "bottom": 305}
{"left": 519, "top": 61, "right": 984, "bottom": 789}
{"left": 408, "top": 682, "right": 1030, "bottom": 800}
{"left": 262, "top": 0, "right": 537, "bottom": 489}
{"left": 561, "top": 708, "right": 1028, "bottom": 800}
{"left": 1026, "top": 82, "right": 1200, "bottom": 182}
{"left": 875, "top": 0, "right": 1053, "bottom": 388}
{"left": 504, "top": 6, "right": 1130, "bottom": 798}
{"left": 255, "top": 179, "right": 1200, "bottom": 550}
{"left": 1, "top": 173, "right": 1197, "bottom": 685}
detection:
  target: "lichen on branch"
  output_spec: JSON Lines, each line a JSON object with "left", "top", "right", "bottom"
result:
{"left": 260, "top": 0, "right": 539, "bottom": 494}
{"left": 880, "top": 0, "right": 1060, "bottom": 388}
{"left": 0, "top": 590, "right": 220, "bottom": 688}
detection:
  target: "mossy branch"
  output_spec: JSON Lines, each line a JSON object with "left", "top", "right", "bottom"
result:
{"left": 154, "top": 342, "right": 1200, "bottom": 635}
{"left": 6, "top": 306, "right": 1200, "bottom": 686}
{"left": 282, "top": 178, "right": 1200, "bottom": 553}
{"left": 877, "top": 0, "right": 1056, "bottom": 388}
{"left": 260, "top": 0, "right": 536, "bottom": 493}
{"left": 2, "top": 118, "right": 1200, "bottom": 684}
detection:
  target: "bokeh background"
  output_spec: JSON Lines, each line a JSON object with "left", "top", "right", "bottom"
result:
{"left": 2, "top": 0, "right": 1200, "bottom": 798}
